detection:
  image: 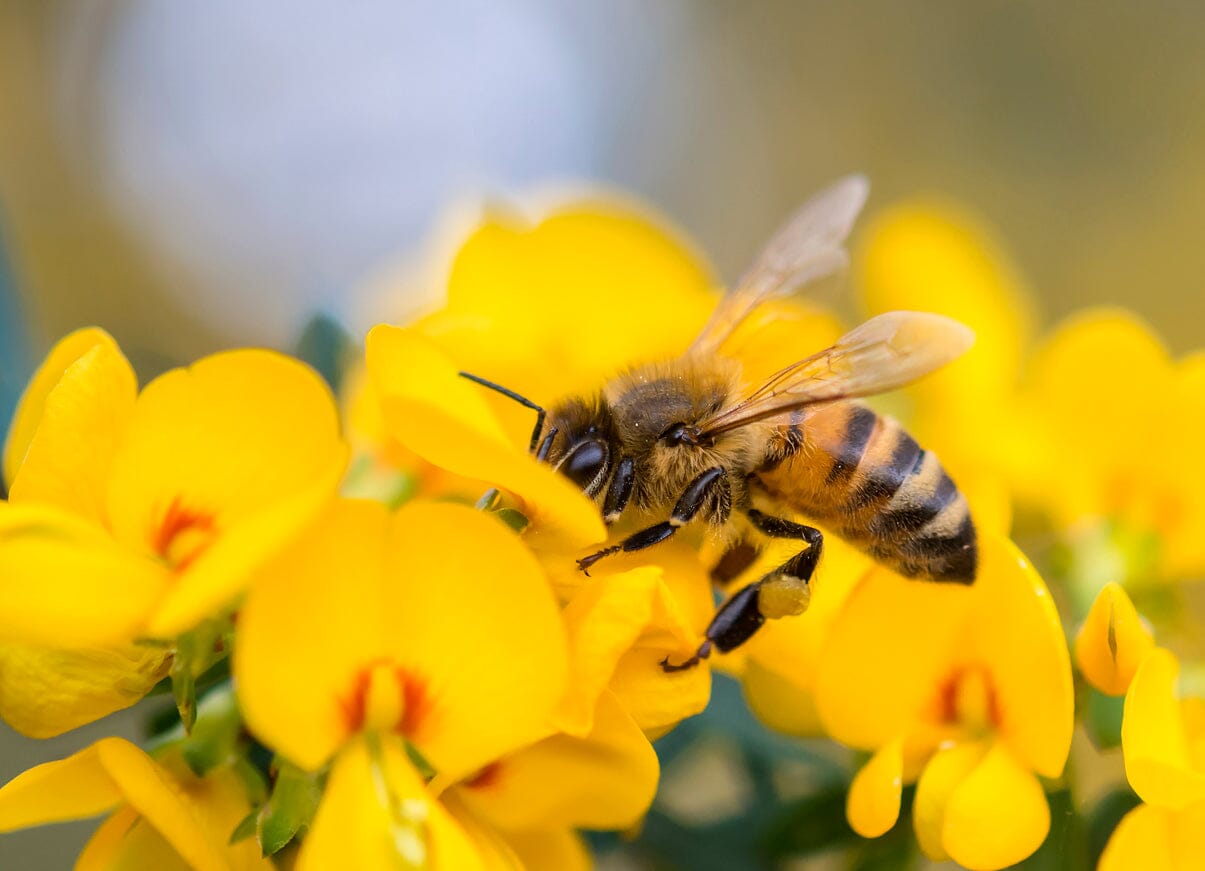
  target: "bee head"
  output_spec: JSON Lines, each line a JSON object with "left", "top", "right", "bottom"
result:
{"left": 544, "top": 396, "right": 617, "bottom": 498}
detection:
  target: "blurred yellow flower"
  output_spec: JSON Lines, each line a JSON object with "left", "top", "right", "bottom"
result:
{"left": 1014, "top": 310, "right": 1205, "bottom": 582}
{"left": 0, "top": 737, "right": 270, "bottom": 870}
{"left": 234, "top": 497, "right": 571, "bottom": 869}
{"left": 0, "top": 328, "right": 345, "bottom": 736}
{"left": 1100, "top": 648, "right": 1205, "bottom": 869}
{"left": 1074, "top": 581, "right": 1156, "bottom": 696}
{"left": 814, "top": 533, "right": 1073, "bottom": 870}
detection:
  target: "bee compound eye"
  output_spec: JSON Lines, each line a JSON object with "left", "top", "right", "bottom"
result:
{"left": 558, "top": 439, "right": 610, "bottom": 495}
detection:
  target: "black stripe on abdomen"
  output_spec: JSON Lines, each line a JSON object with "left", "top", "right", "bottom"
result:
{"left": 824, "top": 406, "right": 878, "bottom": 485}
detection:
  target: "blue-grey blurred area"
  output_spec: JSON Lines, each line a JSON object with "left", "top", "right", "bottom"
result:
{"left": 2, "top": 0, "right": 1204, "bottom": 372}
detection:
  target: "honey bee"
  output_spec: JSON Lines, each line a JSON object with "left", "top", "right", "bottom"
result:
{"left": 464, "top": 176, "right": 977, "bottom": 671}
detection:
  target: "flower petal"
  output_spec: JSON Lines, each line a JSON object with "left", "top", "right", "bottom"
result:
{"left": 1098, "top": 803, "right": 1175, "bottom": 871}
{"left": 740, "top": 532, "right": 870, "bottom": 737}
{"left": 6, "top": 330, "right": 137, "bottom": 524}
{"left": 0, "top": 738, "right": 124, "bottom": 830}
{"left": 961, "top": 534, "right": 1074, "bottom": 778}
{"left": 942, "top": 742, "right": 1050, "bottom": 870}
{"left": 1075, "top": 582, "right": 1156, "bottom": 697}
{"left": 420, "top": 203, "right": 718, "bottom": 408}
{"left": 77, "top": 809, "right": 195, "bottom": 871}
{"left": 0, "top": 502, "right": 169, "bottom": 647}
{"left": 3, "top": 327, "right": 133, "bottom": 493}
{"left": 366, "top": 325, "right": 605, "bottom": 550}
{"left": 382, "top": 500, "right": 568, "bottom": 782}
{"left": 503, "top": 828, "right": 591, "bottom": 871}
{"left": 299, "top": 737, "right": 483, "bottom": 871}
{"left": 104, "top": 349, "right": 346, "bottom": 632}
{"left": 1123, "top": 648, "right": 1205, "bottom": 809}
{"left": 555, "top": 551, "right": 710, "bottom": 737}
{"left": 815, "top": 564, "right": 974, "bottom": 750}
{"left": 0, "top": 642, "right": 170, "bottom": 738}
{"left": 453, "top": 690, "right": 658, "bottom": 832}
{"left": 912, "top": 740, "right": 989, "bottom": 861}
{"left": 847, "top": 738, "right": 904, "bottom": 838}
{"left": 235, "top": 499, "right": 394, "bottom": 770}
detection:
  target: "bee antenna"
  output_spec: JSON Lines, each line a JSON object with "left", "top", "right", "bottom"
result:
{"left": 457, "top": 372, "right": 546, "bottom": 453}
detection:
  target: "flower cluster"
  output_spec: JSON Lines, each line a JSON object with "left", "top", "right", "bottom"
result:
{"left": 0, "top": 191, "right": 1200, "bottom": 870}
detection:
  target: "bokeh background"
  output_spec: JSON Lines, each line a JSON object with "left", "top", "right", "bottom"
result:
{"left": 2, "top": 2, "right": 1203, "bottom": 867}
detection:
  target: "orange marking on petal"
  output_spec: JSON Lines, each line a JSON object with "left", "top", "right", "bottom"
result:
{"left": 935, "top": 665, "right": 1001, "bottom": 734}
{"left": 340, "top": 660, "right": 428, "bottom": 738}
{"left": 153, "top": 498, "right": 216, "bottom": 571}
{"left": 465, "top": 761, "right": 503, "bottom": 790}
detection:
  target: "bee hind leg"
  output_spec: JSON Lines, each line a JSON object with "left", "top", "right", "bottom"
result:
{"left": 659, "top": 511, "right": 822, "bottom": 673}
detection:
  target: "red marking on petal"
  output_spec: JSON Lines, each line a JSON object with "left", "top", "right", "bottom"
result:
{"left": 154, "top": 497, "right": 216, "bottom": 570}
{"left": 465, "top": 761, "right": 503, "bottom": 790}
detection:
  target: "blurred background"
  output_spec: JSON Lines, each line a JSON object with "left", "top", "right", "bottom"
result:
{"left": 2, "top": 1, "right": 1204, "bottom": 867}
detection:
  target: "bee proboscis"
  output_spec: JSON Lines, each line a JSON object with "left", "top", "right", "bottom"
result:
{"left": 466, "top": 176, "right": 977, "bottom": 671}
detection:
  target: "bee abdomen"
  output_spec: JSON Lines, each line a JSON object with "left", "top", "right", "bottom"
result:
{"left": 756, "top": 405, "right": 977, "bottom": 583}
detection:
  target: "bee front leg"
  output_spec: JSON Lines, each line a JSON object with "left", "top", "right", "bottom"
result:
{"left": 576, "top": 466, "right": 728, "bottom": 574}
{"left": 660, "top": 509, "right": 823, "bottom": 672}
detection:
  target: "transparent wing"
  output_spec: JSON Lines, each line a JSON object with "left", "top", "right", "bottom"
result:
{"left": 698, "top": 311, "right": 975, "bottom": 436}
{"left": 689, "top": 175, "right": 869, "bottom": 356}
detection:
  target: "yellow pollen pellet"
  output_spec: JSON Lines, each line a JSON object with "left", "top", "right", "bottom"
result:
{"left": 758, "top": 575, "right": 811, "bottom": 619}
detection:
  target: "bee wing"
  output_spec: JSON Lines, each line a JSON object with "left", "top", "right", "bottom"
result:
{"left": 698, "top": 311, "right": 975, "bottom": 436}
{"left": 689, "top": 175, "right": 869, "bottom": 356}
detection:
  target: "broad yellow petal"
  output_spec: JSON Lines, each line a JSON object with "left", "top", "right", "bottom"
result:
{"left": 77, "top": 810, "right": 195, "bottom": 871}
{"left": 555, "top": 554, "right": 709, "bottom": 737}
{"left": 3, "top": 328, "right": 124, "bottom": 488}
{"left": 1075, "top": 582, "right": 1156, "bottom": 697}
{"left": 382, "top": 501, "right": 568, "bottom": 782}
{"left": 235, "top": 499, "right": 393, "bottom": 770}
{"left": 1098, "top": 802, "right": 1175, "bottom": 871}
{"left": 943, "top": 742, "right": 1050, "bottom": 870}
{"left": 7, "top": 332, "right": 137, "bottom": 524}
{"left": 961, "top": 534, "right": 1073, "bottom": 778}
{"left": 740, "top": 532, "right": 870, "bottom": 737}
{"left": 815, "top": 566, "right": 973, "bottom": 750}
{"left": 0, "top": 642, "right": 170, "bottom": 738}
{"left": 453, "top": 690, "right": 658, "bottom": 832}
{"left": 912, "top": 740, "right": 989, "bottom": 861}
{"left": 0, "top": 738, "right": 229, "bottom": 871}
{"left": 1017, "top": 309, "right": 1172, "bottom": 526}
{"left": 366, "top": 325, "right": 605, "bottom": 550}
{"left": 300, "top": 737, "right": 484, "bottom": 871}
{"left": 1123, "top": 648, "right": 1205, "bottom": 809}
{"left": 105, "top": 349, "right": 346, "bottom": 606}
{"left": 1162, "top": 351, "right": 1205, "bottom": 578}
{"left": 423, "top": 203, "right": 717, "bottom": 409}
{"left": 503, "top": 828, "right": 591, "bottom": 871}
{"left": 847, "top": 738, "right": 903, "bottom": 838}
{"left": 0, "top": 503, "right": 169, "bottom": 647}
{"left": 0, "top": 739, "right": 124, "bottom": 830}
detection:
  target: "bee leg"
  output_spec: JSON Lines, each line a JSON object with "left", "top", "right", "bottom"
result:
{"left": 747, "top": 509, "right": 824, "bottom": 587}
{"left": 577, "top": 467, "right": 727, "bottom": 573}
{"left": 660, "top": 511, "right": 822, "bottom": 672}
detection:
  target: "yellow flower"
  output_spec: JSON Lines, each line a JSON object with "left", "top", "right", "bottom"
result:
{"left": 1119, "top": 648, "right": 1205, "bottom": 809}
{"left": 0, "top": 328, "right": 345, "bottom": 736}
{"left": 1099, "top": 649, "right": 1205, "bottom": 869}
{"left": 814, "top": 532, "right": 1074, "bottom": 870}
{"left": 855, "top": 200, "right": 1035, "bottom": 533}
{"left": 234, "top": 497, "right": 570, "bottom": 869}
{"left": 0, "top": 737, "right": 270, "bottom": 870}
{"left": 1014, "top": 310, "right": 1205, "bottom": 581}
{"left": 2, "top": 327, "right": 346, "bottom": 642}
{"left": 1074, "top": 581, "right": 1156, "bottom": 696}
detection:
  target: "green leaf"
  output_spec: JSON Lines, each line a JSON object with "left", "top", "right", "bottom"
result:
{"left": 180, "top": 686, "right": 243, "bottom": 776}
{"left": 293, "top": 312, "right": 354, "bottom": 394}
{"left": 170, "top": 618, "right": 231, "bottom": 734}
{"left": 493, "top": 507, "right": 529, "bottom": 532}
{"left": 230, "top": 809, "right": 259, "bottom": 845}
{"left": 258, "top": 759, "right": 324, "bottom": 856}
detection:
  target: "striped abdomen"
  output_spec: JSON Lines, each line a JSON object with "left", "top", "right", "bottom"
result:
{"left": 752, "top": 403, "right": 977, "bottom": 582}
